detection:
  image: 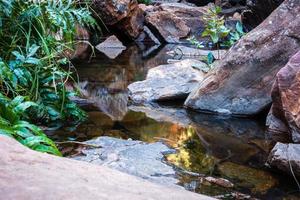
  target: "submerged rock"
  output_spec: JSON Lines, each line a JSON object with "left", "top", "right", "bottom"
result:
{"left": 266, "top": 51, "right": 300, "bottom": 143}
{"left": 267, "top": 142, "right": 300, "bottom": 178}
{"left": 128, "top": 59, "right": 207, "bottom": 103}
{"left": 185, "top": 0, "right": 300, "bottom": 116}
{"left": 166, "top": 46, "right": 227, "bottom": 59}
{"left": 218, "top": 162, "right": 278, "bottom": 194}
{"left": 96, "top": 35, "right": 126, "bottom": 59}
{"left": 74, "top": 136, "right": 178, "bottom": 186}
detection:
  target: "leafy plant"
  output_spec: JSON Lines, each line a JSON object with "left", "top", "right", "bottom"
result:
{"left": 187, "top": 36, "right": 205, "bottom": 49}
{"left": 222, "top": 21, "right": 245, "bottom": 47}
{"left": 137, "top": 0, "right": 152, "bottom": 5}
{"left": 0, "top": 0, "right": 98, "bottom": 154}
{"left": 202, "top": 5, "right": 230, "bottom": 45}
{"left": 0, "top": 94, "right": 61, "bottom": 156}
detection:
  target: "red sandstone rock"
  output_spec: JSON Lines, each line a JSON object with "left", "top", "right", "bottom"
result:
{"left": 267, "top": 51, "right": 300, "bottom": 142}
{"left": 185, "top": 0, "right": 300, "bottom": 116}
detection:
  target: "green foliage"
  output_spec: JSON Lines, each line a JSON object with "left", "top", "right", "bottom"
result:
{"left": 222, "top": 21, "right": 245, "bottom": 47}
{"left": 187, "top": 36, "right": 205, "bottom": 49}
{"left": 0, "top": 0, "right": 98, "bottom": 155}
{"left": 202, "top": 5, "right": 230, "bottom": 45}
{"left": 0, "top": 94, "right": 61, "bottom": 156}
{"left": 137, "top": 0, "right": 152, "bottom": 5}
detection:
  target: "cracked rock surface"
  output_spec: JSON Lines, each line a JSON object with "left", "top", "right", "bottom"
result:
{"left": 74, "top": 136, "right": 179, "bottom": 186}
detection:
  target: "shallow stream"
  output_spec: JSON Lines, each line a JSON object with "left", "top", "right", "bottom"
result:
{"left": 48, "top": 44, "right": 300, "bottom": 200}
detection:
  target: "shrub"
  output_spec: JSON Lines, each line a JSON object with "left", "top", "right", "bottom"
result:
{"left": 0, "top": 0, "right": 99, "bottom": 155}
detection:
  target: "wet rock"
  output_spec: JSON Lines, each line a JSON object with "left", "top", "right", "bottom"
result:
{"left": 189, "top": 113, "right": 268, "bottom": 165}
{"left": 267, "top": 143, "right": 300, "bottom": 177}
{"left": 91, "top": 0, "right": 144, "bottom": 39}
{"left": 76, "top": 81, "right": 128, "bottom": 121}
{"left": 96, "top": 35, "right": 126, "bottom": 59}
{"left": 266, "top": 51, "right": 300, "bottom": 143}
{"left": 166, "top": 45, "right": 227, "bottom": 59}
{"left": 218, "top": 162, "right": 278, "bottom": 193}
{"left": 128, "top": 59, "right": 207, "bottom": 103}
{"left": 185, "top": 0, "right": 300, "bottom": 116}
{"left": 204, "top": 176, "right": 234, "bottom": 188}
{"left": 144, "top": 3, "right": 207, "bottom": 43}
{"left": 0, "top": 135, "right": 209, "bottom": 200}
{"left": 74, "top": 136, "right": 179, "bottom": 186}
{"left": 129, "top": 104, "right": 192, "bottom": 127}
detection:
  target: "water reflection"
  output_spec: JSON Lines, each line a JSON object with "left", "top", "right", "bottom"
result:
{"left": 50, "top": 44, "right": 299, "bottom": 199}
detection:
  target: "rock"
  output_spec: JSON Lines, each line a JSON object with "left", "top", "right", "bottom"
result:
{"left": 144, "top": 3, "right": 207, "bottom": 43}
{"left": 204, "top": 176, "right": 234, "bottom": 188}
{"left": 74, "top": 136, "right": 179, "bottom": 186}
{"left": 185, "top": 0, "right": 300, "bottom": 116}
{"left": 266, "top": 51, "right": 300, "bottom": 143}
{"left": 0, "top": 135, "right": 212, "bottom": 200}
{"left": 92, "top": 0, "right": 144, "bottom": 39}
{"left": 218, "top": 162, "right": 278, "bottom": 193}
{"left": 128, "top": 59, "right": 207, "bottom": 103}
{"left": 166, "top": 45, "right": 227, "bottom": 59}
{"left": 145, "top": 10, "right": 190, "bottom": 43}
{"left": 129, "top": 104, "right": 192, "bottom": 127}
{"left": 76, "top": 81, "right": 129, "bottom": 121}
{"left": 243, "top": 0, "right": 284, "bottom": 28}
{"left": 267, "top": 143, "right": 300, "bottom": 178}
{"left": 96, "top": 35, "right": 126, "bottom": 59}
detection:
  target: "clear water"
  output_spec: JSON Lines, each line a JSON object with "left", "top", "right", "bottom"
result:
{"left": 47, "top": 44, "right": 300, "bottom": 200}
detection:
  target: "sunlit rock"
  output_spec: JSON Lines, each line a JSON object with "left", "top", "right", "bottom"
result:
{"left": 128, "top": 59, "right": 207, "bottom": 103}
{"left": 185, "top": 0, "right": 300, "bottom": 116}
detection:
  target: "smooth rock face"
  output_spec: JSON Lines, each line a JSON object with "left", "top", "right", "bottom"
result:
{"left": 96, "top": 35, "right": 126, "bottom": 59}
{"left": 128, "top": 59, "right": 207, "bottom": 103}
{"left": 144, "top": 3, "right": 207, "bottom": 43}
{"left": 268, "top": 143, "right": 300, "bottom": 177}
{"left": 185, "top": 0, "right": 300, "bottom": 116}
{"left": 74, "top": 137, "right": 178, "bottom": 186}
{"left": 0, "top": 135, "right": 213, "bottom": 200}
{"left": 266, "top": 51, "right": 300, "bottom": 142}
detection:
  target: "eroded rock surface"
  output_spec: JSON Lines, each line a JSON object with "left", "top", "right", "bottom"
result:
{"left": 185, "top": 0, "right": 300, "bottom": 116}
{"left": 144, "top": 3, "right": 207, "bottom": 43}
{"left": 0, "top": 135, "right": 212, "bottom": 200}
{"left": 74, "top": 136, "right": 178, "bottom": 186}
{"left": 128, "top": 59, "right": 207, "bottom": 103}
{"left": 266, "top": 51, "right": 300, "bottom": 143}
{"left": 92, "top": 0, "right": 144, "bottom": 39}
{"left": 268, "top": 142, "right": 300, "bottom": 178}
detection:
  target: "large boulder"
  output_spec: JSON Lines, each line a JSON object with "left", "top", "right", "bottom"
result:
{"left": 185, "top": 0, "right": 300, "bottom": 116}
{"left": 267, "top": 142, "right": 300, "bottom": 177}
{"left": 144, "top": 3, "right": 207, "bottom": 43}
{"left": 266, "top": 51, "right": 300, "bottom": 143}
{"left": 0, "top": 135, "right": 213, "bottom": 200}
{"left": 128, "top": 59, "right": 207, "bottom": 103}
{"left": 92, "top": 0, "right": 144, "bottom": 39}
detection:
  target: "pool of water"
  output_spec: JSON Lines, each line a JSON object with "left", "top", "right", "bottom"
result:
{"left": 48, "top": 44, "right": 300, "bottom": 199}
